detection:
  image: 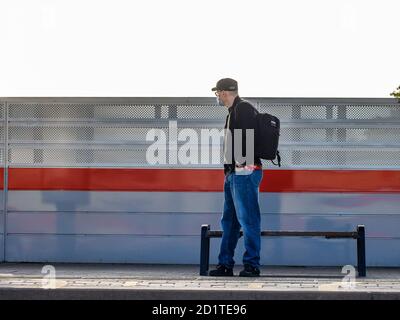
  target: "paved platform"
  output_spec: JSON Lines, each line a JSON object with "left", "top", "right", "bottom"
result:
{"left": 1, "top": 263, "right": 400, "bottom": 300}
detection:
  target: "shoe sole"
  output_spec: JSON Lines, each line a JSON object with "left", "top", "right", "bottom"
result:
{"left": 239, "top": 273, "right": 260, "bottom": 277}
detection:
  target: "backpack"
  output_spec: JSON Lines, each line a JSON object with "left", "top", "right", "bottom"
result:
{"left": 255, "top": 111, "right": 281, "bottom": 167}
{"left": 233, "top": 100, "right": 281, "bottom": 167}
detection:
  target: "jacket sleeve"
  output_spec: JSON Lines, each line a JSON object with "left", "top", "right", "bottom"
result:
{"left": 233, "top": 103, "right": 258, "bottom": 165}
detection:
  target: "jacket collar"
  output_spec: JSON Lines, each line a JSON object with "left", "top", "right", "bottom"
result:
{"left": 228, "top": 95, "right": 242, "bottom": 112}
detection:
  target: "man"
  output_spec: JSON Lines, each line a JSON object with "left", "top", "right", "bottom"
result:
{"left": 209, "top": 78, "right": 263, "bottom": 277}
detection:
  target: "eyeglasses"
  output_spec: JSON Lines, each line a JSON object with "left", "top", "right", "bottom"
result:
{"left": 214, "top": 90, "right": 224, "bottom": 96}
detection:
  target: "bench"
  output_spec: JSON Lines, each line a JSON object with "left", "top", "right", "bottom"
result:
{"left": 200, "top": 224, "right": 366, "bottom": 277}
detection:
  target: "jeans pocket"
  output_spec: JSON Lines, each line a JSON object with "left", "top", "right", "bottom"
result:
{"left": 249, "top": 171, "right": 262, "bottom": 187}
{"left": 233, "top": 173, "right": 250, "bottom": 185}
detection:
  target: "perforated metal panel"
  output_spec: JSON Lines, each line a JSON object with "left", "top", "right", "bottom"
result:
{"left": 9, "top": 146, "right": 394, "bottom": 169}
{"left": 262, "top": 147, "right": 400, "bottom": 168}
{"left": 8, "top": 145, "right": 225, "bottom": 167}
{"left": 281, "top": 127, "right": 400, "bottom": 146}
{"left": 258, "top": 102, "right": 400, "bottom": 121}
{"left": 0, "top": 103, "right": 4, "bottom": 165}
{"left": 8, "top": 125, "right": 226, "bottom": 144}
{"left": 345, "top": 105, "right": 400, "bottom": 120}
{"left": 9, "top": 146, "right": 150, "bottom": 166}
{"left": 3, "top": 98, "right": 400, "bottom": 169}
{"left": 9, "top": 125, "right": 163, "bottom": 143}
{"left": 0, "top": 105, "right": 4, "bottom": 142}
{"left": 176, "top": 104, "right": 227, "bottom": 119}
{"left": 8, "top": 104, "right": 157, "bottom": 120}
{"left": 259, "top": 104, "right": 328, "bottom": 120}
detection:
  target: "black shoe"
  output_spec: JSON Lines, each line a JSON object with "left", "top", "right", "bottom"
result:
{"left": 208, "top": 265, "right": 234, "bottom": 277}
{"left": 239, "top": 264, "right": 260, "bottom": 277}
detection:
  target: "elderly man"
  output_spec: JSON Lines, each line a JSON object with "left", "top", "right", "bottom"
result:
{"left": 209, "top": 78, "right": 263, "bottom": 277}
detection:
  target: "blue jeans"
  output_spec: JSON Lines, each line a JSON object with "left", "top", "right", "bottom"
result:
{"left": 218, "top": 169, "right": 263, "bottom": 269}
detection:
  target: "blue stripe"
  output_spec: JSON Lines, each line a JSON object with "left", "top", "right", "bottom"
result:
{"left": 4, "top": 191, "right": 400, "bottom": 266}
{"left": 5, "top": 234, "right": 400, "bottom": 266}
{"left": 6, "top": 211, "right": 400, "bottom": 238}
{"left": 7, "top": 191, "right": 400, "bottom": 214}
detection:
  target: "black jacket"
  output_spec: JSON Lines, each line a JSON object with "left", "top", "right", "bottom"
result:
{"left": 224, "top": 96, "right": 262, "bottom": 175}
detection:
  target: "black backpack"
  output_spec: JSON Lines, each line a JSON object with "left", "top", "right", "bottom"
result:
{"left": 255, "top": 111, "right": 281, "bottom": 167}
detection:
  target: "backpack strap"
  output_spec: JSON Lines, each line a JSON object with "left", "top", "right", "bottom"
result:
{"left": 270, "top": 150, "right": 281, "bottom": 167}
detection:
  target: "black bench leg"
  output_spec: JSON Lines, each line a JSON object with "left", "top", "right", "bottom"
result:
{"left": 200, "top": 224, "right": 210, "bottom": 276}
{"left": 357, "top": 225, "right": 366, "bottom": 277}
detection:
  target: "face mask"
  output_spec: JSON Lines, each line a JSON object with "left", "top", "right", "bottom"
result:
{"left": 216, "top": 96, "right": 225, "bottom": 106}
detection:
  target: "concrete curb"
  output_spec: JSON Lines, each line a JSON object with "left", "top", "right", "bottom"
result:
{"left": 1, "top": 288, "right": 400, "bottom": 300}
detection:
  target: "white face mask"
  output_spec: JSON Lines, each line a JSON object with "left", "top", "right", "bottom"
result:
{"left": 216, "top": 96, "right": 225, "bottom": 106}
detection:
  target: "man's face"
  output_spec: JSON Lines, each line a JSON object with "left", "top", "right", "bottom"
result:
{"left": 215, "top": 90, "right": 227, "bottom": 107}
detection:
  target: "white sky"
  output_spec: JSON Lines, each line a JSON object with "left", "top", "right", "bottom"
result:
{"left": 0, "top": 0, "right": 399, "bottom": 97}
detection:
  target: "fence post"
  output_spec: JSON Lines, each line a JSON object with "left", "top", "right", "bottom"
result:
{"left": 357, "top": 225, "right": 366, "bottom": 277}
{"left": 200, "top": 224, "right": 210, "bottom": 276}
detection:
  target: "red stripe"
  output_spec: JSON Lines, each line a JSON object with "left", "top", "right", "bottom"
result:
{"left": 7, "top": 168, "right": 400, "bottom": 193}
{"left": 0, "top": 168, "right": 3, "bottom": 189}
